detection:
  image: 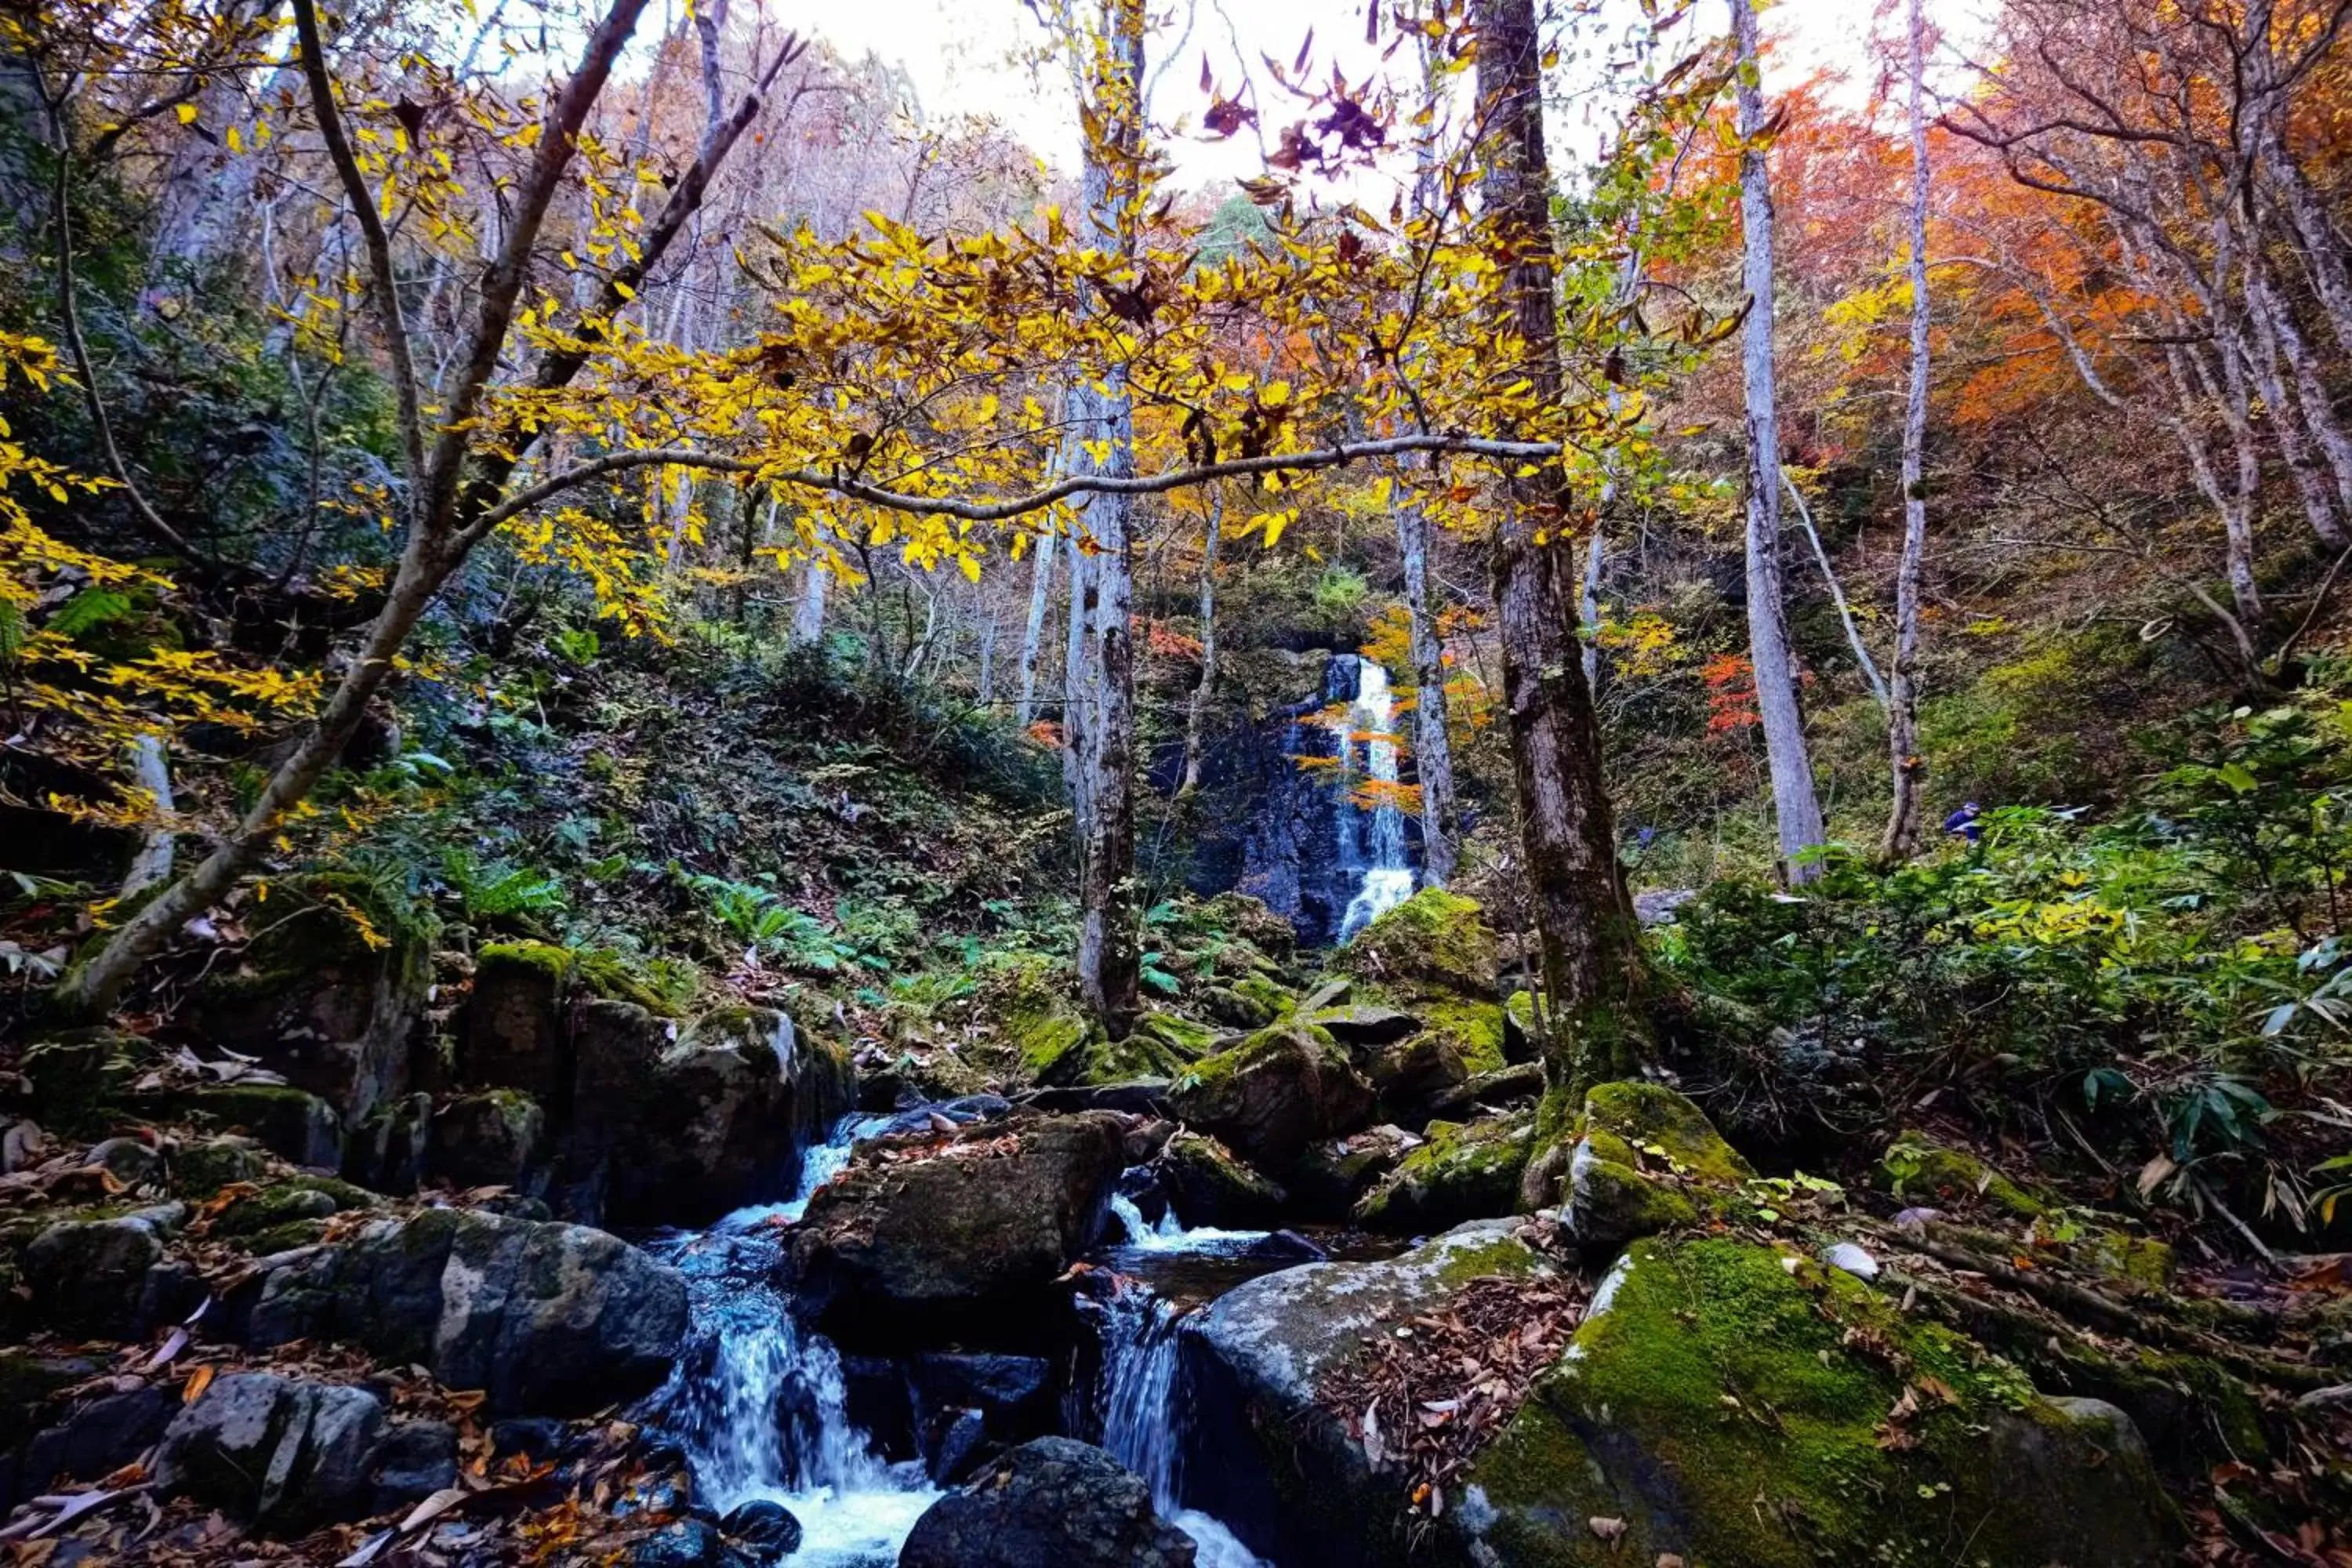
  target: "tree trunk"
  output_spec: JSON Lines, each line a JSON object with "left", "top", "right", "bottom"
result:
{"left": 1180, "top": 490, "right": 1221, "bottom": 794}
{"left": 1882, "top": 0, "right": 1932, "bottom": 860}
{"left": 1472, "top": 0, "right": 1646, "bottom": 1100}
{"left": 1398, "top": 494, "right": 1461, "bottom": 886}
{"left": 792, "top": 548, "right": 829, "bottom": 646}
{"left": 1730, "top": 0, "right": 1828, "bottom": 883}
{"left": 1014, "top": 527, "right": 1057, "bottom": 729}
{"left": 1070, "top": 0, "right": 1145, "bottom": 1035}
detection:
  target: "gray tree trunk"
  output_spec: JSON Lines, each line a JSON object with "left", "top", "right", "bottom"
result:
{"left": 1883, "top": 0, "right": 1932, "bottom": 859}
{"left": 1014, "top": 527, "right": 1057, "bottom": 729}
{"left": 1731, "top": 0, "right": 1828, "bottom": 883}
{"left": 1180, "top": 490, "right": 1221, "bottom": 794}
{"left": 1399, "top": 495, "right": 1460, "bottom": 886}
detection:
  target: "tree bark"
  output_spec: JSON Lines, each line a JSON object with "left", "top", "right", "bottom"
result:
{"left": 1014, "top": 527, "right": 1057, "bottom": 730}
{"left": 1730, "top": 0, "right": 1828, "bottom": 883}
{"left": 1472, "top": 0, "right": 1646, "bottom": 1099}
{"left": 1179, "top": 490, "right": 1221, "bottom": 795}
{"left": 1070, "top": 0, "right": 1145, "bottom": 1036}
{"left": 1399, "top": 494, "right": 1461, "bottom": 886}
{"left": 1882, "top": 0, "right": 1933, "bottom": 860}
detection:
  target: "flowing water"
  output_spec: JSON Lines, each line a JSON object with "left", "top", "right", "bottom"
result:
{"left": 1335, "top": 659, "right": 1414, "bottom": 942}
{"left": 652, "top": 1117, "right": 939, "bottom": 1567}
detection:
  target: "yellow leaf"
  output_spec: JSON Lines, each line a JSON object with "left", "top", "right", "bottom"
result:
{"left": 176, "top": 103, "right": 198, "bottom": 125}
{"left": 958, "top": 554, "right": 982, "bottom": 583}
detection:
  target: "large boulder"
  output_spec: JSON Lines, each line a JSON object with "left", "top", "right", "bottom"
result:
{"left": 427, "top": 1090, "right": 547, "bottom": 1189}
{"left": 1152, "top": 1131, "right": 1287, "bottom": 1229}
{"left": 21, "top": 1205, "right": 198, "bottom": 1338}
{"left": 1560, "top": 1080, "right": 1753, "bottom": 1251}
{"left": 1338, "top": 888, "right": 1497, "bottom": 997}
{"left": 460, "top": 942, "right": 576, "bottom": 1104}
{"left": 599, "top": 1005, "right": 854, "bottom": 1227}
{"left": 152, "top": 1372, "right": 383, "bottom": 1530}
{"left": 1354, "top": 1112, "right": 1534, "bottom": 1232}
{"left": 898, "top": 1437, "right": 1197, "bottom": 1568}
{"left": 246, "top": 1207, "right": 686, "bottom": 1415}
{"left": 1456, "top": 1237, "right": 2176, "bottom": 1568}
{"left": 180, "top": 877, "right": 430, "bottom": 1120}
{"left": 144, "top": 1083, "right": 345, "bottom": 1171}
{"left": 1167, "top": 1022, "right": 1374, "bottom": 1171}
{"left": 792, "top": 1112, "right": 1127, "bottom": 1342}
{"left": 1189, "top": 1220, "right": 1557, "bottom": 1565}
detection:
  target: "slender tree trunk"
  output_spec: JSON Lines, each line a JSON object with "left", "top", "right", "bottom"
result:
{"left": 1472, "top": 0, "right": 1646, "bottom": 1105}
{"left": 1577, "top": 527, "right": 1604, "bottom": 688}
{"left": 978, "top": 612, "right": 999, "bottom": 706}
{"left": 1014, "top": 526, "right": 1057, "bottom": 730}
{"left": 1399, "top": 494, "right": 1461, "bottom": 886}
{"left": 792, "top": 547, "right": 829, "bottom": 646}
{"left": 1883, "top": 0, "right": 1933, "bottom": 860}
{"left": 1062, "top": 524, "right": 1096, "bottom": 828}
{"left": 1179, "top": 490, "right": 1222, "bottom": 794}
{"left": 1071, "top": 0, "right": 1145, "bottom": 1034}
{"left": 1731, "top": 0, "right": 1827, "bottom": 882}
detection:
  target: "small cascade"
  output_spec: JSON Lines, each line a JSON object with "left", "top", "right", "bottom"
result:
{"left": 1336, "top": 658, "right": 1414, "bottom": 941}
{"left": 1093, "top": 1287, "right": 1268, "bottom": 1568}
{"left": 652, "top": 1116, "right": 938, "bottom": 1566}
{"left": 1107, "top": 1191, "right": 1269, "bottom": 1255}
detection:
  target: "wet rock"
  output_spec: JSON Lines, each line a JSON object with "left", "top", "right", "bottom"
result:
{"left": 1152, "top": 1131, "right": 1287, "bottom": 1229}
{"left": 573, "top": 1003, "right": 855, "bottom": 1228}
{"left": 793, "top": 1112, "right": 1126, "bottom": 1341}
{"left": 368, "top": 1418, "right": 459, "bottom": 1512}
{"left": 180, "top": 877, "right": 430, "bottom": 1120}
{"left": 247, "top": 1206, "right": 686, "bottom": 1415}
{"left": 22, "top": 1206, "right": 191, "bottom": 1338}
{"left": 1187, "top": 1221, "right": 1555, "bottom": 1564}
{"left": 629, "top": 1517, "right": 746, "bottom": 1567}
{"left": 899, "top": 1436, "right": 1196, "bottom": 1568}
{"left": 1167, "top": 1021, "right": 1374, "bottom": 1171}
{"left": 20, "top": 1385, "right": 175, "bottom": 1490}
{"left": 1290, "top": 1124, "right": 1419, "bottom": 1219}
{"left": 1355, "top": 1112, "right": 1535, "bottom": 1232}
{"left": 1302, "top": 1004, "right": 1421, "bottom": 1047}
{"left": 428, "top": 1089, "right": 547, "bottom": 1189}
{"left": 153, "top": 1372, "right": 385, "bottom": 1530}
{"left": 343, "top": 1091, "right": 431, "bottom": 1193}
{"left": 1457, "top": 1237, "right": 2176, "bottom": 1568}
{"left": 924, "top": 1406, "right": 990, "bottom": 1486}
{"left": 909, "top": 1352, "right": 1058, "bottom": 1437}
{"left": 490, "top": 1415, "right": 573, "bottom": 1462}
{"left": 719, "top": 1498, "right": 803, "bottom": 1561}
{"left": 1025, "top": 1079, "right": 1174, "bottom": 1117}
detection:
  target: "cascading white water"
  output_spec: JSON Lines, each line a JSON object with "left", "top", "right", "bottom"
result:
{"left": 655, "top": 1116, "right": 938, "bottom": 1567}
{"left": 1337, "top": 659, "right": 1414, "bottom": 941}
{"left": 1107, "top": 1191, "right": 1268, "bottom": 1254}
{"left": 1094, "top": 1287, "right": 1267, "bottom": 1568}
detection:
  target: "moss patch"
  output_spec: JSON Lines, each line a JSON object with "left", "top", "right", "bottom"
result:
{"left": 1340, "top": 888, "right": 1497, "bottom": 996}
{"left": 1880, "top": 1131, "right": 2048, "bottom": 1217}
{"left": 1356, "top": 1112, "right": 1534, "bottom": 1232}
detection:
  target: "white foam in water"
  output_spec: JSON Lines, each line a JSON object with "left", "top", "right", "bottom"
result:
{"left": 1334, "top": 659, "right": 1414, "bottom": 942}
{"left": 657, "top": 1116, "right": 940, "bottom": 1567}
{"left": 1096, "top": 1287, "right": 1269, "bottom": 1568}
{"left": 1108, "top": 1192, "right": 1269, "bottom": 1254}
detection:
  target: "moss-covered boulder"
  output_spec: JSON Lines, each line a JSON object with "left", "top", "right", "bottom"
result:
{"left": 1167, "top": 1020, "right": 1375, "bottom": 1171}
{"left": 17, "top": 1029, "right": 151, "bottom": 1135}
{"left": 1339, "top": 888, "right": 1497, "bottom": 996}
{"left": 171, "top": 1134, "right": 269, "bottom": 1197}
{"left": 180, "top": 874, "right": 431, "bottom": 1121}
{"left": 793, "top": 1112, "right": 1127, "bottom": 1344}
{"left": 1290, "top": 1124, "right": 1420, "bottom": 1220}
{"left": 1561, "top": 1081, "right": 1753, "bottom": 1252}
{"left": 1356, "top": 1112, "right": 1535, "bottom": 1233}
{"left": 426, "top": 1091, "right": 547, "bottom": 1190}
{"left": 210, "top": 1176, "right": 376, "bottom": 1254}
{"left": 143, "top": 1083, "right": 344, "bottom": 1171}
{"left": 1501, "top": 990, "right": 1540, "bottom": 1065}
{"left": 1457, "top": 1237, "right": 2176, "bottom": 1568}
{"left": 1153, "top": 1131, "right": 1287, "bottom": 1229}
{"left": 21, "top": 1204, "right": 198, "bottom": 1338}
{"left": 460, "top": 942, "right": 575, "bottom": 1105}
{"left": 1878, "top": 1131, "right": 2049, "bottom": 1217}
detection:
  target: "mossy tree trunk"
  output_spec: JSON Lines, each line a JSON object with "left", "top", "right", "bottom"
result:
{"left": 1472, "top": 0, "right": 1648, "bottom": 1094}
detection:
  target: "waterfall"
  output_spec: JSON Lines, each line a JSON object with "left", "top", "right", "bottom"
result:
{"left": 653, "top": 1116, "right": 938, "bottom": 1567}
{"left": 1094, "top": 1287, "right": 1267, "bottom": 1568}
{"left": 1337, "top": 659, "right": 1414, "bottom": 942}
{"left": 1108, "top": 1190, "right": 1269, "bottom": 1254}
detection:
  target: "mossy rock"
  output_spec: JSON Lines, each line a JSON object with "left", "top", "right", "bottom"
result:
{"left": 1168, "top": 1020, "right": 1375, "bottom": 1171}
{"left": 426, "top": 1090, "right": 548, "bottom": 1189}
{"left": 1156, "top": 1131, "right": 1287, "bottom": 1229}
{"left": 1879, "top": 1131, "right": 2049, "bottom": 1217}
{"left": 18, "top": 1030, "right": 151, "bottom": 1135}
{"left": 1356, "top": 1112, "right": 1535, "bottom": 1232}
{"left": 143, "top": 1085, "right": 343, "bottom": 1170}
{"left": 1501, "top": 990, "right": 1540, "bottom": 1065}
{"left": 212, "top": 1177, "right": 375, "bottom": 1241}
{"left": 2076, "top": 1229, "right": 2176, "bottom": 1290}
{"left": 1459, "top": 1236, "right": 2176, "bottom": 1568}
{"left": 171, "top": 1136, "right": 270, "bottom": 1197}
{"left": 1205, "top": 974, "right": 1293, "bottom": 1030}
{"left": 1339, "top": 888, "right": 1497, "bottom": 996}
{"left": 461, "top": 942, "right": 575, "bottom": 1103}
{"left": 1562, "top": 1082, "right": 1752, "bottom": 1252}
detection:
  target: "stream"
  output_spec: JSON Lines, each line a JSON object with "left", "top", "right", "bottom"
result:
{"left": 1334, "top": 658, "right": 1414, "bottom": 942}
{"left": 648, "top": 1117, "right": 1306, "bottom": 1566}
